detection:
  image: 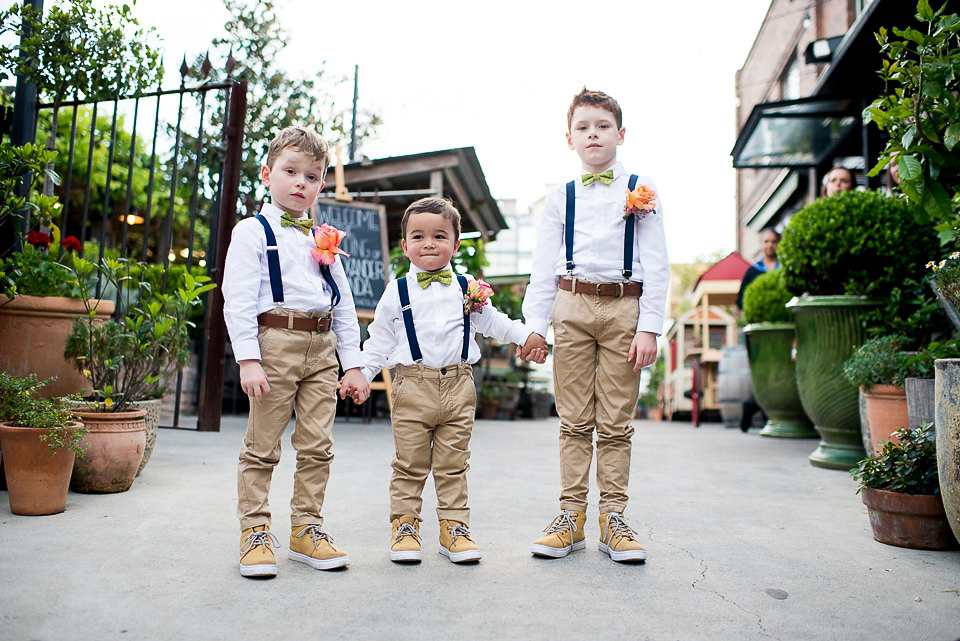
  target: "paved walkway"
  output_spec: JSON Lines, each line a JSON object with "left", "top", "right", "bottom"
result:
{"left": 1, "top": 415, "right": 959, "bottom": 641}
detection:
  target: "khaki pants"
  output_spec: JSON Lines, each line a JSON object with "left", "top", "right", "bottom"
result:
{"left": 552, "top": 289, "right": 642, "bottom": 514}
{"left": 389, "top": 363, "right": 476, "bottom": 524}
{"left": 237, "top": 318, "right": 339, "bottom": 530}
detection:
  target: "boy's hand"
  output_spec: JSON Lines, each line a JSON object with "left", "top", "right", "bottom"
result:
{"left": 518, "top": 333, "right": 549, "bottom": 363}
{"left": 239, "top": 360, "right": 270, "bottom": 404}
{"left": 339, "top": 368, "right": 370, "bottom": 404}
{"left": 628, "top": 331, "right": 658, "bottom": 372}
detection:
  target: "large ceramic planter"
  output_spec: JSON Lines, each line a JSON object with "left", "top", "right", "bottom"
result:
{"left": 0, "top": 421, "right": 82, "bottom": 515}
{"left": 934, "top": 359, "right": 960, "bottom": 543}
{"left": 905, "top": 377, "right": 935, "bottom": 429}
{"left": 861, "top": 384, "right": 909, "bottom": 454}
{"left": 860, "top": 488, "right": 957, "bottom": 550}
{"left": 0, "top": 295, "right": 114, "bottom": 398}
{"left": 787, "top": 295, "right": 874, "bottom": 470}
{"left": 743, "top": 322, "right": 816, "bottom": 438}
{"left": 128, "top": 398, "right": 162, "bottom": 476}
{"left": 68, "top": 407, "right": 146, "bottom": 494}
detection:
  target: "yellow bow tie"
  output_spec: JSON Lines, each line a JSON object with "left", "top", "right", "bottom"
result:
{"left": 581, "top": 170, "right": 614, "bottom": 186}
{"left": 280, "top": 213, "right": 313, "bottom": 234}
{"left": 417, "top": 269, "right": 453, "bottom": 288}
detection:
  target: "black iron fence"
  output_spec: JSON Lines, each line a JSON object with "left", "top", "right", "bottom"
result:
{"left": 15, "top": 61, "right": 247, "bottom": 431}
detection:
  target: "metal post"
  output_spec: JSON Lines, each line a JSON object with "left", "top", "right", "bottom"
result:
{"left": 1, "top": 0, "right": 43, "bottom": 259}
{"left": 197, "top": 80, "right": 246, "bottom": 432}
{"left": 349, "top": 64, "right": 358, "bottom": 163}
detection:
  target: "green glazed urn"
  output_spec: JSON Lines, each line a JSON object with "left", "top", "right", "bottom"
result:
{"left": 786, "top": 295, "right": 874, "bottom": 469}
{"left": 743, "top": 322, "right": 816, "bottom": 438}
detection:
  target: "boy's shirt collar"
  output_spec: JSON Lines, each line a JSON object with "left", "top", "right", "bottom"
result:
{"left": 409, "top": 262, "right": 454, "bottom": 276}
{"left": 259, "top": 202, "right": 309, "bottom": 220}
{"left": 580, "top": 161, "right": 624, "bottom": 182}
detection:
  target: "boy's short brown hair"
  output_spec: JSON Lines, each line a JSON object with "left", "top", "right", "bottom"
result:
{"left": 401, "top": 197, "right": 462, "bottom": 241}
{"left": 266, "top": 125, "right": 330, "bottom": 172}
{"left": 566, "top": 87, "right": 623, "bottom": 130}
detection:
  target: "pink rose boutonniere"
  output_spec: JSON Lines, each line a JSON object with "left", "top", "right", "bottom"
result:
{"left": 311, "top": 223, "right": 350, "bottom": 265}
{"left": 464, "top": 278, "right": 494, "bottom": 314}
{"left": 623, "top": 185, "right": 657, "bottom": 220}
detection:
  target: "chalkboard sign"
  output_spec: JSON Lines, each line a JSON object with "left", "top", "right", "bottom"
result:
{"left": 312, "top": 198, "right": 389, "bottom": 312}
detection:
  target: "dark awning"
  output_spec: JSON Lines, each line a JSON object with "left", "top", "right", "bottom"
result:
{"left": 731, "top": 0, "right": 917, "bottom": 171}
{"left": 731, "top": 96, "right": 859, "bottom": 169}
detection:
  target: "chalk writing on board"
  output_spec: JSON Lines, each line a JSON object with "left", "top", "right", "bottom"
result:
{"left": 315, "top": 200, "right": 388, "bottom": 311}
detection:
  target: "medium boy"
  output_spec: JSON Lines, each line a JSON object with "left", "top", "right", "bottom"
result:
{"left": 356, "top": 197, "right": 547, "bottom": 564}
{"left": 223, "top": 125, "right": 370, "bottom": 578}
{"left": 523, "top": 88, "right": 670, "bottom": 563}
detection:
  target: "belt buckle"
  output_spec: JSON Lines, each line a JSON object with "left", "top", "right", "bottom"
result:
{"left": 316, "top": 317, "right": 325, "bottom": 332}
{"left": 615, "top": 282, "right": 624, "bottom": 297}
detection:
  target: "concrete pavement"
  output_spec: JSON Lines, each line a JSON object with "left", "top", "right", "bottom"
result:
{"left": 1, "top": 415, "right": 959, "bottom": 641}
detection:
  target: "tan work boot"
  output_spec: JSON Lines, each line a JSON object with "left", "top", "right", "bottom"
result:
{"left": 598, "top": 512, "right": 647, "bottom": 563}
{"left": 531, "top": 510, "right": 586, "bottom": 558}
{"left": 390, "top": 516, "right": 422, "bottom": 563}
{"left": 289, "top": 524, "right": 350, "bottom": 570}
{"left": 239, "top": 525, "right": 280, "bottom": 578}
{"left": 438, "top": 519, "right": 481, "bottom": 563}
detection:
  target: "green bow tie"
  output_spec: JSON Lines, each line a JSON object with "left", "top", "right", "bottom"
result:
{"left": 280, "top": 213, "right": 313, "bottom": 234}
{"left": 417, "top": 269, "right": 453, "bottom": 288}
{"left": 581, "top": 170, "right": 615, "bottom": 186}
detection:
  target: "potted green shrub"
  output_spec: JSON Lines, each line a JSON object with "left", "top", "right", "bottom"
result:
{"left": 0, "top": 143, "right": 116, "bottom": 398}
{"left": 741, "top": 269, "right": 816, "bottom": 438}
{"left": 62, "top": 255, "right": 214, "bottom": 492}
{"left": 0, "top": 373, "right": 87, "bottom": 515}
{"left": 842, "top": 335, "right": 922, "bottom": 454}
{"left": 851, "top": 423, "right": 957, "bottom": 550}
{"left": 778, "top": 189, "right": 939, "bottom": 469}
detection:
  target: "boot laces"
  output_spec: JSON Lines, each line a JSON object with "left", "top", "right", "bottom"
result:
{"left": 295, "top": 524, "right": 333, "bottom": 546}
{"left": 543, "top": 510, "right": 579, "bottom": 535}
{"left": 447, "top": 522, "right": 473, "bottom": 542}
{"left": 395, "top": 522, "right": 421, "bottom": 542}
{"left": 606, "top": 513, "right": 638, "bottom": 540}
{"left": 240, "top": 529, "right": 279, "bottom": 555}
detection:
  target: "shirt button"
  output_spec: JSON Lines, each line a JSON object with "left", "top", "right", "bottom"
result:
{"left": 440, "top": 368, "right": 447, "bottom": 375}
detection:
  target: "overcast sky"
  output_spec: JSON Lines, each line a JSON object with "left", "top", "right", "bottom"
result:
{"left": 92, "top": 0, "right": 772, "bottom": 263}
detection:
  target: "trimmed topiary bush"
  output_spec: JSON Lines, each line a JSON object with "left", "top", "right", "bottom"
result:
{"left": 742, "top": 268, "right": 793, "bottom": 324}
{"left": 778, "top": 190, "right": 939, "bottom": 298}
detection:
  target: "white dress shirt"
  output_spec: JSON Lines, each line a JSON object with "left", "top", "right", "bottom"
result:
{"left": 360, "top": 264, "right": 533, "bottom": 382}
{"left": 522, "top": 161, "right": 670, "bottom": 336}
{"left": 222, "top": 202, "right": 363, "bottom": 369}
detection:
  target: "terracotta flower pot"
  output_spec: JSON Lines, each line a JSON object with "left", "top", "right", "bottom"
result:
{"left": 68, "top": 407, "right": 146, "bottom": 494}
{"left": 0, "top": 295, "right": 114, "bottom": 398}
{"left": 861, "top": 384, "right": 909, "bottom": 454}
{"left": 0, "top": 421, "right": 82, "bottom": 515}
{"left": 860, "top": 488, "right": 958, "bottom": 550}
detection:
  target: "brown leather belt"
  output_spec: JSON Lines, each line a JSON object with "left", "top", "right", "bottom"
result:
{"left": 257, "top": 312, "right": 332, "bottom": 332}
{"left": 559, "top": 277, "right": 643, "bottom": 298}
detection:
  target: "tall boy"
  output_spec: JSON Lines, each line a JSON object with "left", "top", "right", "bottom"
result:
{"left": 356, "top": 197, "right": 547, "bottom": 564}
{"left": 223, "top": 125, "right": 370, "bottom": 578}
{"left": 523, "top": 88, "right": 669, "bottom": 563}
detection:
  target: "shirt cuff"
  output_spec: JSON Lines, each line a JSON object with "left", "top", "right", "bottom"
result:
{"left": 636, "top": 313, "right": 663, "bottom": 335}
{"left": 338, "top": 349, "right": 364, "bottom": 372}
{"left": 527, "top": 319, "right": 550, "bottom": 337}
{"left": 231, "top": 338, "right": 262, "bottom": 362}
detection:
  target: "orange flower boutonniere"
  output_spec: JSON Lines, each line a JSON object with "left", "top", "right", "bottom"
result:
{"left": 311, "top": 224, "right": 350, "bottom": 265}
{"left": 464, "top": 278, "right": 494, "bottom": 314}
{"left": 623, "top": 185, "right": 657, "bottom": 220}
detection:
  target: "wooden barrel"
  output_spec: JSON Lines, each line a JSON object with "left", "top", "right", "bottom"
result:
{"left": 718, "top": 344, "right": 754, "bottom": 427}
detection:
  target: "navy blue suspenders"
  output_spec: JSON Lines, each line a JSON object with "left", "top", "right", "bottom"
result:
{"left": 564, "top": 174, "right": 640, "bottom": 281}
{"left": 255, "top": 214, "right": 340, "bottom": 308}
{"left": 397, "top": 274, "right": 470, "bottom": 364}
